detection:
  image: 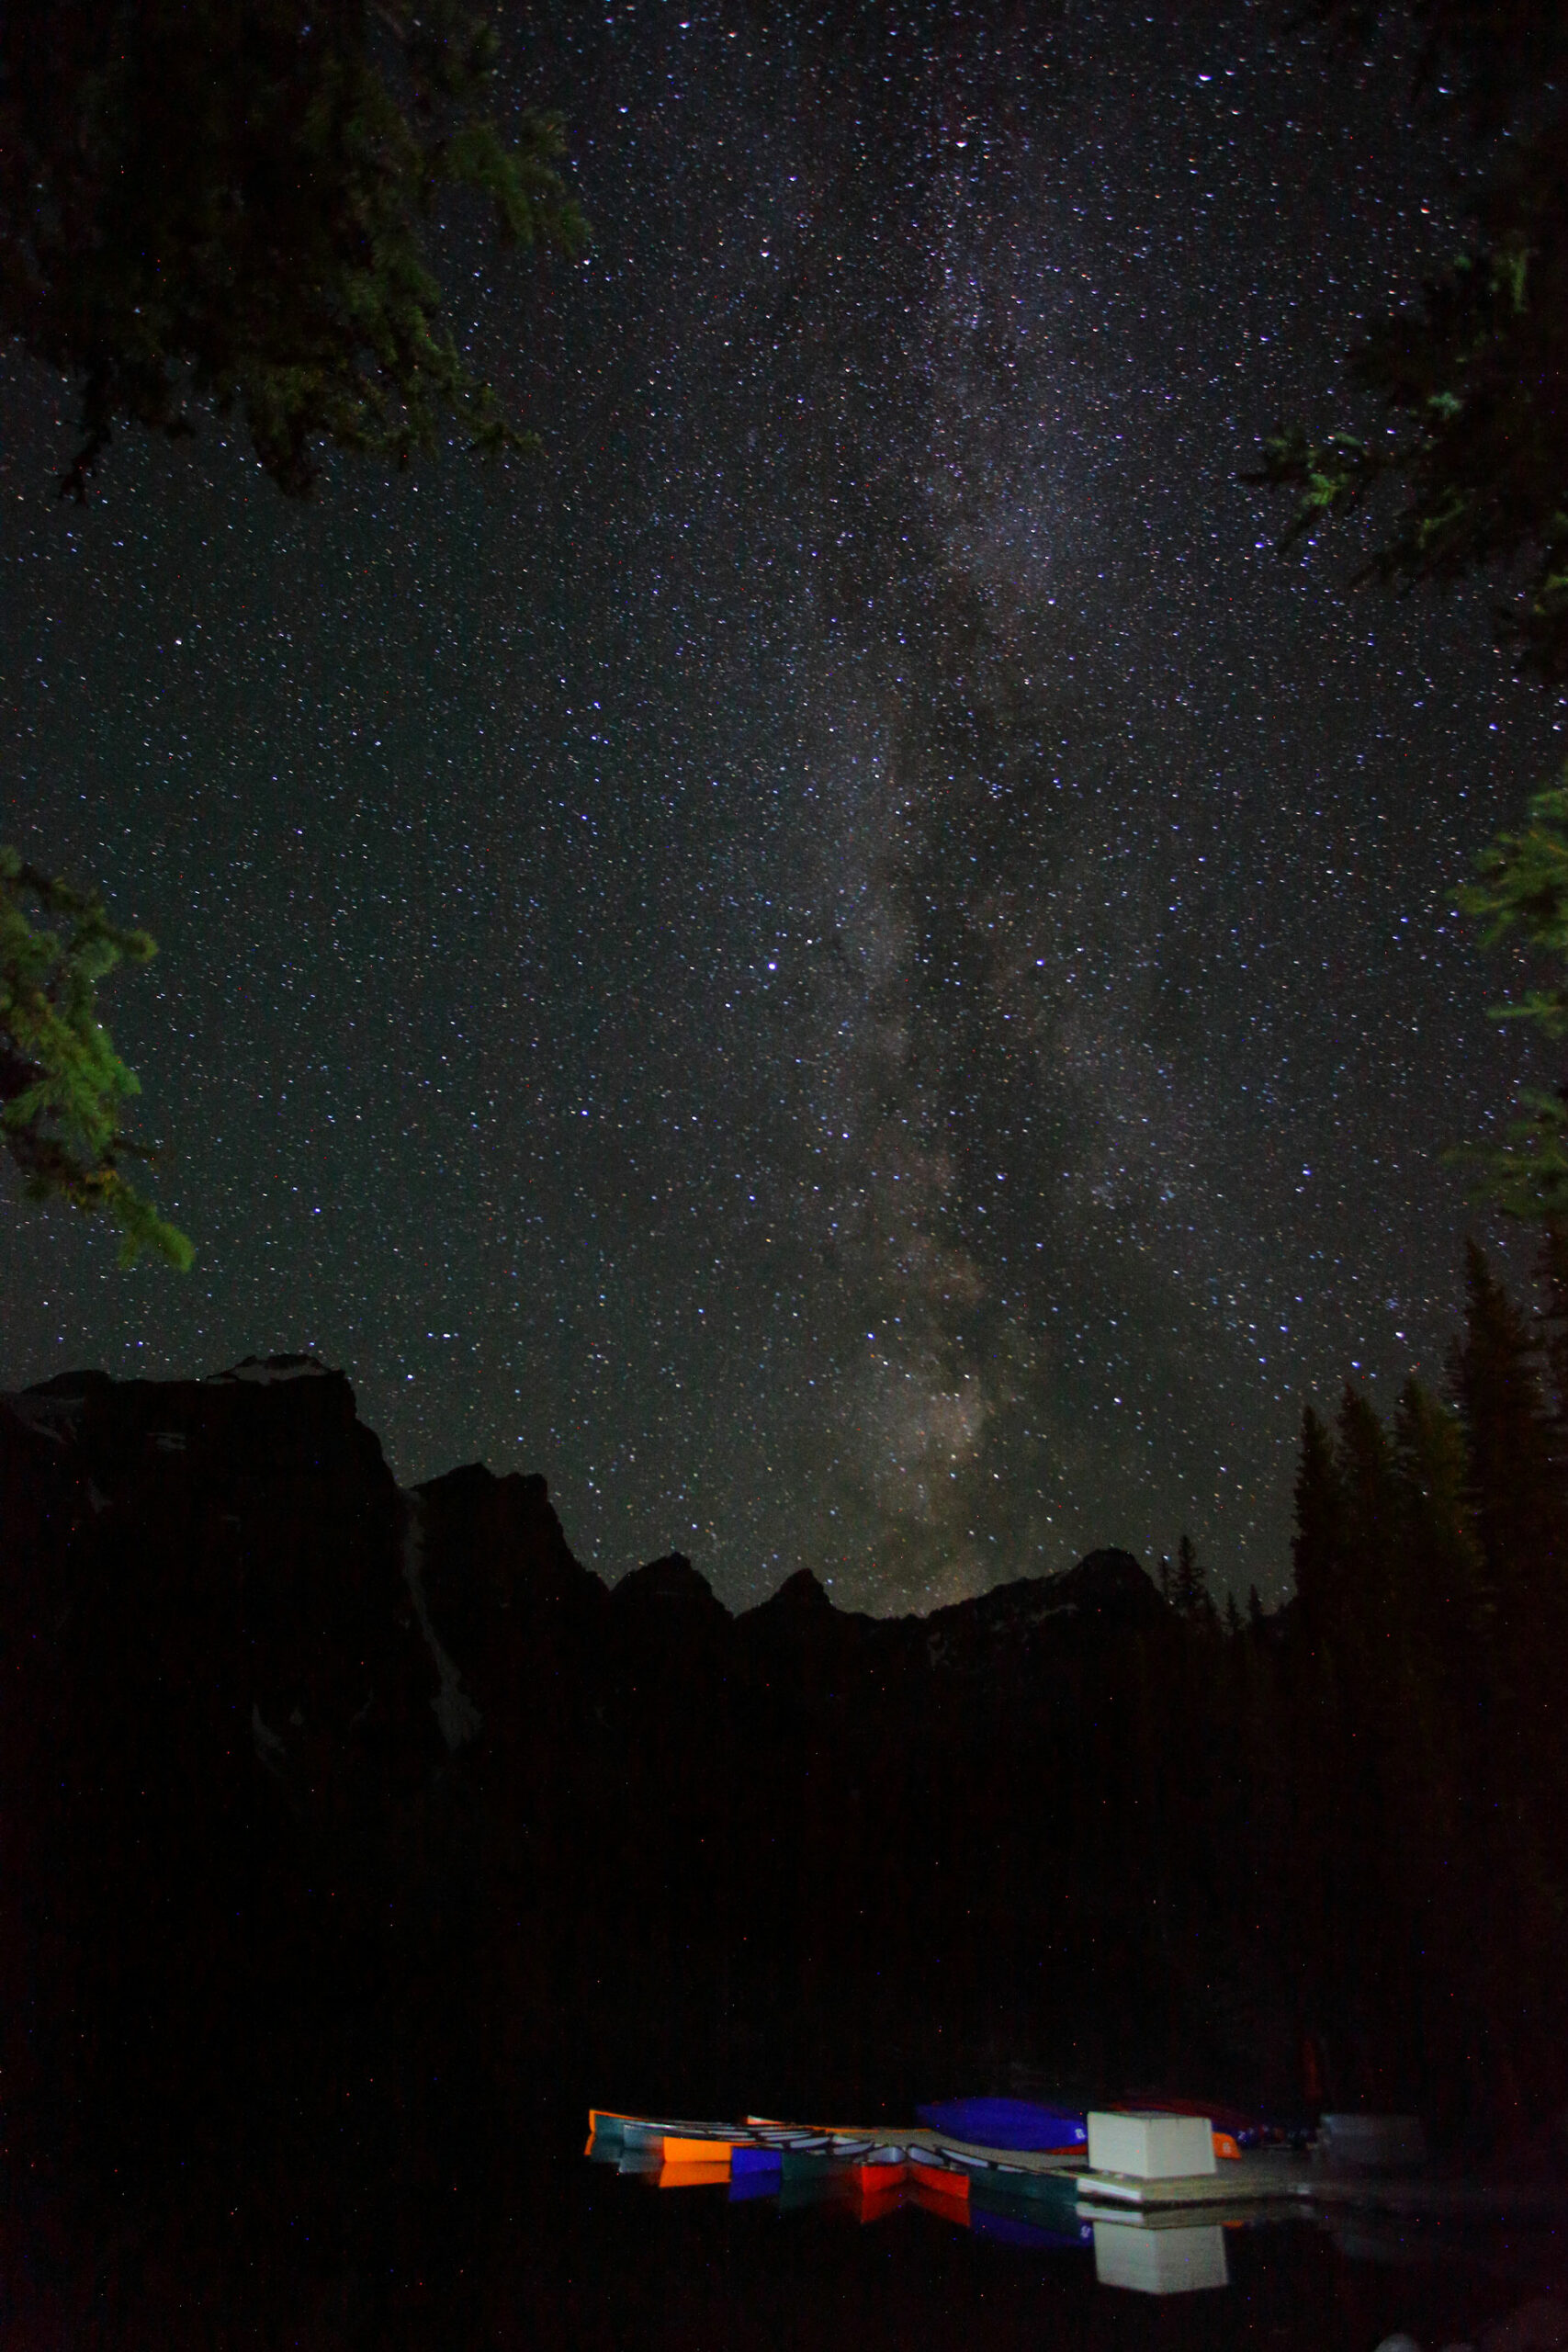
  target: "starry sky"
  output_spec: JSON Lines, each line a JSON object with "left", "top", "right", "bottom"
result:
{"left": 3, "top": 0, "right": 1563, "bottom": 1613}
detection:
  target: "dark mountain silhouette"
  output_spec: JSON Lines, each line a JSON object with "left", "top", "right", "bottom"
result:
{"left": 0, "top": 1359, "right": 1179, "bottom": 2186}
{"left": 5, "top": 1340, "right": 1566, "bottom": 2344}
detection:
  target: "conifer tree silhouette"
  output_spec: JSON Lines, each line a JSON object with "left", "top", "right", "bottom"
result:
{"left": 1, "top": 849, "right": 191, "bottom": 1265}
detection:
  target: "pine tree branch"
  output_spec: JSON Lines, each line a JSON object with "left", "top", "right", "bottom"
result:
{"left": 1, "top": 845, "right": 193, "bottom": 1268}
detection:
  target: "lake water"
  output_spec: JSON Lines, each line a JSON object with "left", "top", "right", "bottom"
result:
{"left": 469, "top": 2143, "right": 1568, "bottom": 2352}
{"left": 12, "top": 2092, "right": 1567, "bottom": 2346}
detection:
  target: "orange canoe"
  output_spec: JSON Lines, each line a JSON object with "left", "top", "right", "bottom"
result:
{"left": 662, "top": 2135, "right": 739, "bottom": 2167}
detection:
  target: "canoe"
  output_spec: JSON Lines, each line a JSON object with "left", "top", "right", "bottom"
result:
{"left": 588, "top": 2109, "right": 637, "bottom": 2139}
{"left": 620, "top": 2119, "right": 677, "bottom": 2150}
{"left": 778, "top": 2170, "right": 851, "bottom": 2212}
{"left": 968, "top": 2164, "right": 1090, "bottom": 2213}
{"left": 910, "top": 2170, "right": 971, "bottom": 2222}
{"left": 908, "top": 2149, "right": 970, "bottom": 2202}
{"left": 851, "top": 2180, "right": 907, "bottom": 2223}
{"left": 728, "top": 2176, "right": 780, "bottom": 2203}
{"left": 592, "top": 2114, "right": 771, "bottom": 2163}
{"left": 663, "top": 2135, "right": 743, "bottom": 2166}
{"left": 588, "top": 2104, "right": 1083, "bottom": 2187}
{"left": 917, "top": 2098, "right": 1088, "bottom": 2154}
{"left": 971, "top": 2204, "right": 1092, "bottom": 2252}
{"left": 780, "top": 2147, "right": 864, "bottom": 2182}
{"left": 748, "top": 2114, "right": 903, "bottom": 2145}
{"left": 850, "top": 2163, "right": 908, "bottom": 2192}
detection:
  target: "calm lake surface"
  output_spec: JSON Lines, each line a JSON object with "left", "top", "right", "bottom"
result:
{"left": 15, "top": 2075, "right": 1568, "bottom": 2346}
{"left": 473, "top": 2140, "right": 1568, "bottom": 2352}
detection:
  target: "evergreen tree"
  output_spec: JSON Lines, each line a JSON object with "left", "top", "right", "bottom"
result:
{"left": 1170, "top": 1531, "right": 1217, "bottom": 1625}
{"left": 1256, "top": 1, "right": 1568, "bottom": 1224}
{"left": 1391, "top": 1375, "right": 1484, "bottom": 1640}
{"left": 1444, "top": 1243, "right": 1568, "bottom": 2120}
{"left": 1449, "top": 785, "right": 1568, "bottom": 1219}
{"left": 1305, "top": 1381, "right": 1466, "bottom": 2106}
{"left": 0, "top": 849, "right": 190, "bottom": 1266}
{"left": 1449, "top": 1238, "right": 1559, "bottom": 1612}
{"left": 0, "top": 0, "right": 586, "bottom": 499}
{"left": 1533, "top": 1217, "right": 1568, "bottom": 1456}
{"left": 1334, "top": 1383, "right": 1403, "bottom": 1652}
{"left": 1281, "top": 1257, "right": 1568, "bottom": 2123}
{"left": 2, "top": 0, "right": 587, "bottom": 1262}
{"left": 1285, "top": 1401, "right": 1363, "bottom": 2103}
{"left": 1450, "top": 1239, "right": 1568, "bottom": 1869}
{"left": 1254, "top": 0, "right": 1568, "bottom": 685}
{"left": 1291, "top": 1404, "right": 1345, "bottom": 1643}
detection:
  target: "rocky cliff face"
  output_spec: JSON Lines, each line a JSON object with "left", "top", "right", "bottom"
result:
{"left": 2, "top": 1362, "right": 443, "bottom": 2213}
{"left": 1, "top": 1358, "right": 1162, "bottom": 1793}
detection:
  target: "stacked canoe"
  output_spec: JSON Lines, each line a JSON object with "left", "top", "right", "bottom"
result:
{"left": 585, "top": 2108, "right": 1095, "bottom": 2244}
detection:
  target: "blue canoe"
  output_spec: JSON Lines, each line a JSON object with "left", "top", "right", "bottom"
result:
{"left": 915, "top": 2097, "right": 1089, "bottom": 2152}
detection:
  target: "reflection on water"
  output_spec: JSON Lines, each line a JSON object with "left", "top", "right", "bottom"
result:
{"left": 597, "top": 2125, "right": 1230, "bottom": 2297}
{"left": 12, "top": 2092, "right": 1566, "bottom": 2346}
{"left": 1091, "top": 2217, "right": 1230, "bottom": 2294}
{"left": 543, "top": 2126, "right": 1568, "bottom": 2350}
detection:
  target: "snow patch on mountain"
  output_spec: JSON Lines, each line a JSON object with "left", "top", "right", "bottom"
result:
{"left": 251, "top": 1703, "right": 288, "bottom": 1776}
{"left": 399, "top": 1494, "right": 483, "bottom": 1752}
{"left": 3, "top": 1390, "right": 87, "bottom": 1444}
{"left": 209, "top": 1355, "right": 333, "bottom": 1387}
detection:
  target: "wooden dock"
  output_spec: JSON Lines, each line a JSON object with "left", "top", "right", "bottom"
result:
{"left": 1074, "top": 2151, "right": 1314, "bottom": 2211}
{"left": 1072, "top": 2153, "right": 1568, "bottom": 2222}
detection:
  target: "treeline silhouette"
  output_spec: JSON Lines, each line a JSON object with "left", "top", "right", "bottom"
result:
{"left": 563, "top": 1236, "right": 1568, "bottom": 2147}
{"left": 3, "top": 1249, "right": 1567, "bottom": 2339}
{"left": 1275, "top": 1238, "right": 1568, "bottom": 2136}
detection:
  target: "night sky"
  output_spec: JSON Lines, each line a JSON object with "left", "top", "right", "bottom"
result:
{"left": 3, "top": 0, "right": 1562, "bottom": 1613}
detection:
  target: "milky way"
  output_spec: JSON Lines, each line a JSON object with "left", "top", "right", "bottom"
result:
{"left": 3, "top": 0, "right": 1562, "bottom": 1611}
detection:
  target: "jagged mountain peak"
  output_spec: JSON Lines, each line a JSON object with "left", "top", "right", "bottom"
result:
{"left": 913, "top": 1548, "right": 1164, "bottom": 1672}
{"left": 20, "top": 1366, "right": 114, "bottom": 1399}
{"left": 208, "top": 1353, "right": 334, "bottom": 1386}
{"left": 1050, "top": 1545, "right": 1164, "bottom": 1615}
{"left": 743, "top": 1566, "right": 834, "bottom": 1617}
{"left": 413, "top": 1459, "right": 555, "bottom": 1517}
{"left": 610, "top": 1551, "right": 729, "bottom": 1616}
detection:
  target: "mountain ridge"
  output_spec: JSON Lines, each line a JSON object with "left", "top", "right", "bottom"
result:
{"left": 0, "top": 1348, "right": 1219, "bottom": 2278}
